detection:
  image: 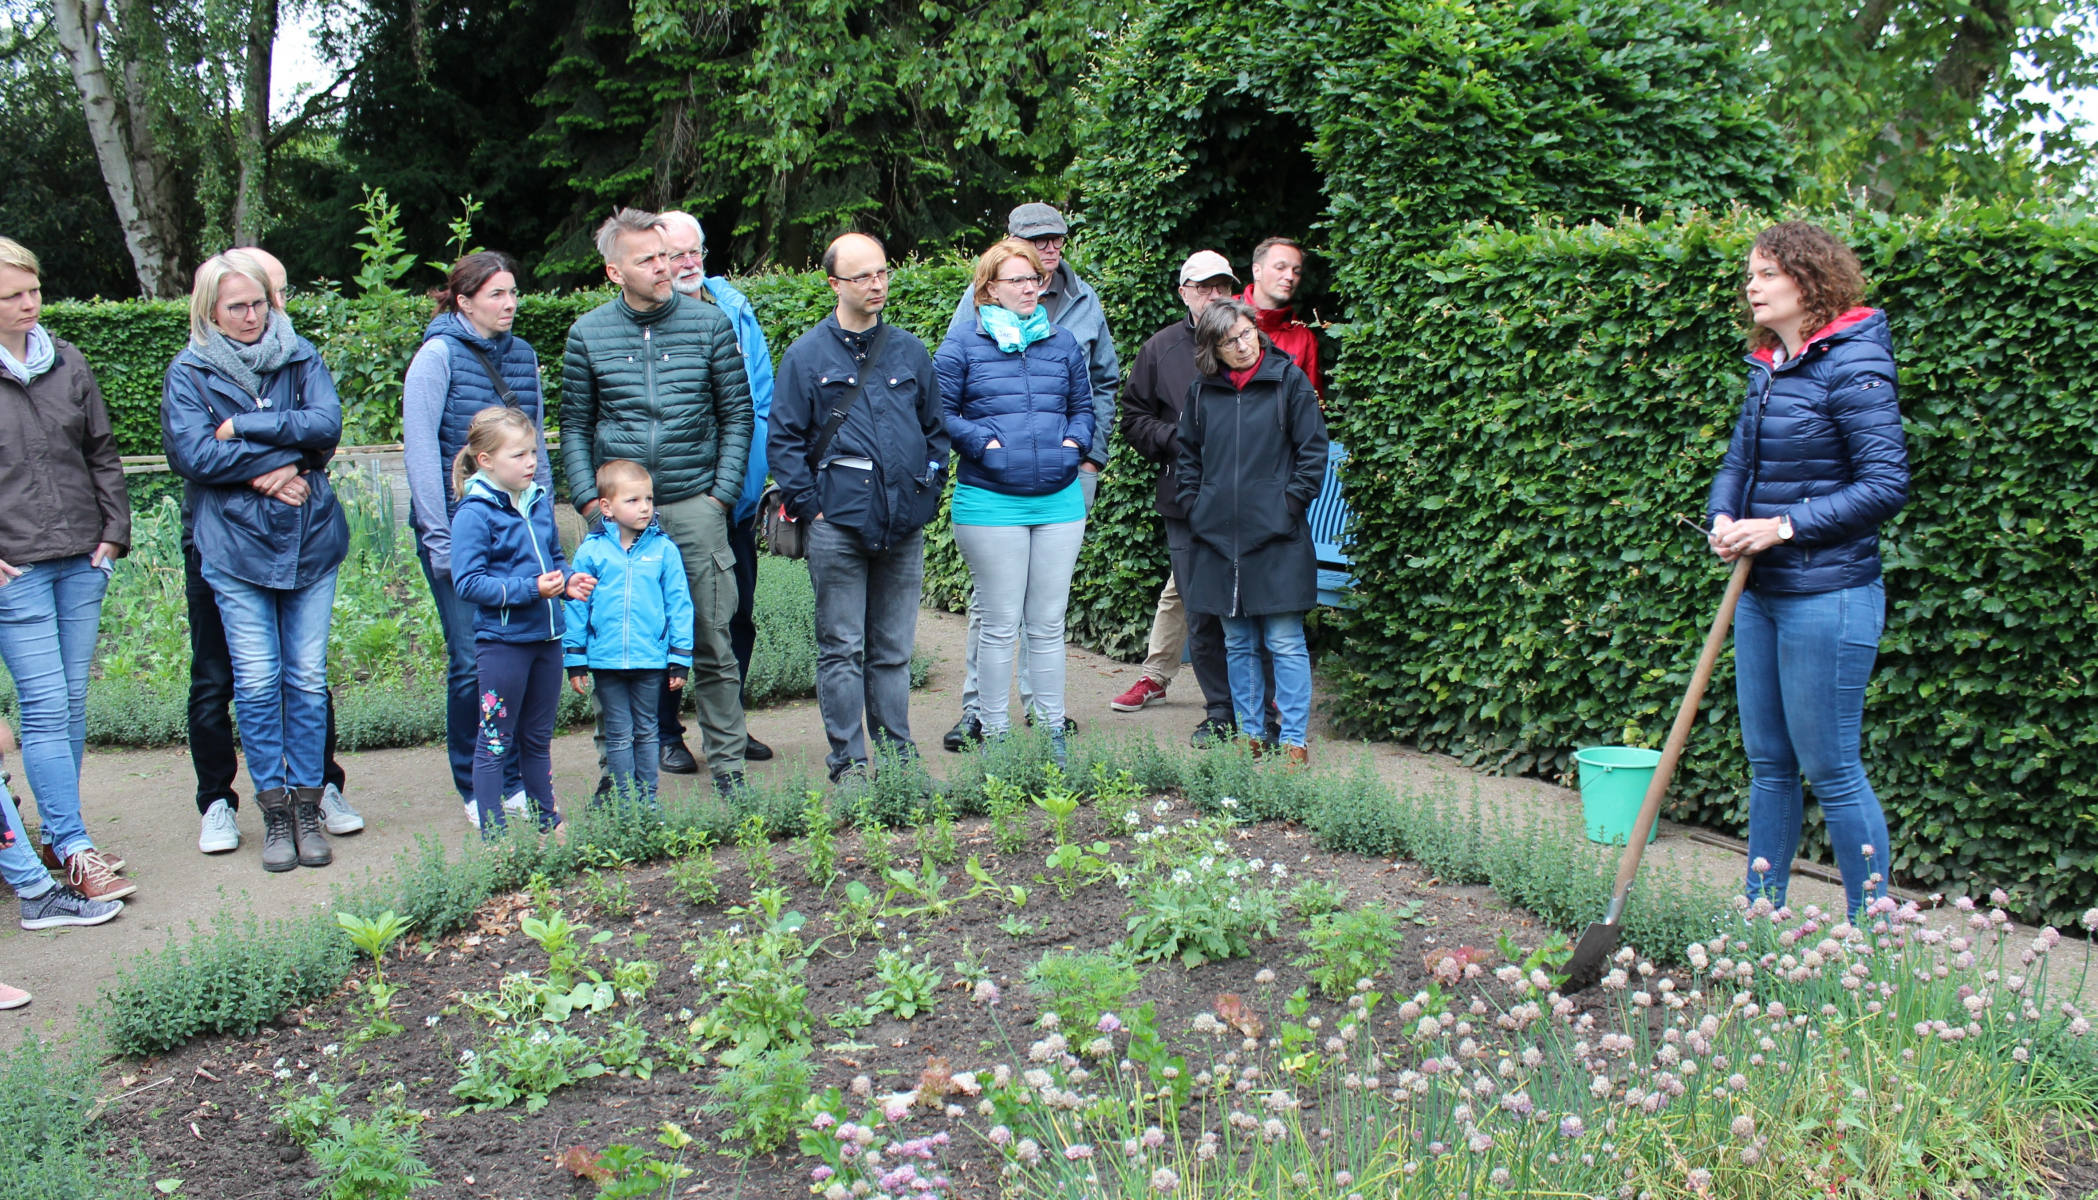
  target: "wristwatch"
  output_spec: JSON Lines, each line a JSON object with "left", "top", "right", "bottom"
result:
{"left": 1776, "top": 514, "right": 1794, "bottom": 542}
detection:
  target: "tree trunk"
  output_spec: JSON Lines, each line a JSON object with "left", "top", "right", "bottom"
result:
{"left": 233, "top": 0, "right": 276, "bottom": 246}
{"left": 49, "top": 0, "right": 185, "bottom": 297}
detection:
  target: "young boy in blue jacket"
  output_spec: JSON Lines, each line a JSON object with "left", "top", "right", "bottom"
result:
{"left": 564, "top": 460, "right": 693, "bottom": 799}
{"left": 450, "top": 409, "right": 595, "bottom": 835}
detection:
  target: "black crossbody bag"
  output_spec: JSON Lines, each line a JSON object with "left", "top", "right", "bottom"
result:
{"left": 763, "top": 324, "right": 890, "bottom": 559}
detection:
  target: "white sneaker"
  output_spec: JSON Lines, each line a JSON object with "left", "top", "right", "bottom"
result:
{"left": 463, "top": 800, "right": 481, "bottom": 829}
{"left": 320, "top": 783, "right": 365, "bottom": 834}
{"left": 199, "top": 799, "right": 240, "bottom": 853}
{"left": 503, "top": 790, "right": 528, "bottom": 815}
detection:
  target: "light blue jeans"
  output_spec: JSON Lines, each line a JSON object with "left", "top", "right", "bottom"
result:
{"left": 0, "top": 769, "right": 55, "bottom": 898}
{"left": 1221, "top": 612, "right": 1311, "bottom": 747}
{"left": 952, "top": 518, "right": 1085, "bottom": 736}
{"left": 1736, "top": 579, "right": 1892, "bottom": 917}
{"left": 0, "top": 553, "right": 109, "bottom": 860}
{"left": 200, "top": 561, "right": 337, "bottom": 794}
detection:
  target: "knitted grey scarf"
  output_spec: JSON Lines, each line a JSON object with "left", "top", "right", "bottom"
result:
{"left": 195, "top": 310, "right": 299, "bottom": 397}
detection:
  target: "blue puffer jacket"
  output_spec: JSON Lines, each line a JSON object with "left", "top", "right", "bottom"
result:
{"left": 426, "top": 312, "right": 545, "bottom": 517}
{"left": 562, "top": 521, "right": 693, "bottom": 671}
{"left": 450, "top": 475, "right": 571, "bottom": 643}
{"left": 935, "top": 316, "right": 1094, "bottom": 497}
{"left": 1706, "top": 307, "right": 1909, "bottom": 594}
{"left": 162, "top": 340, "right": 348, "bottom": 590}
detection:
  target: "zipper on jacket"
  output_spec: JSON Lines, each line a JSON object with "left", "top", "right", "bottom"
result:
{"left": 1230, "top": 383, "right": 1242, "bottom": 617}
{"left": 644, "top": 325, "right": 659, "bottom": 478}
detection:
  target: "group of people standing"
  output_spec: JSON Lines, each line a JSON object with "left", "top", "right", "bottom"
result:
{"left": 0, "top": 211, "right": 1906, "bottom": 1012}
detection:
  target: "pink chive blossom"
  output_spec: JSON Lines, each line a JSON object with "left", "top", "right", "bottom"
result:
{"left": 1150, "top": 1167, "right": 1180, "bottom": 1192}
{"left": 988, "top": 1125, "right": 1012, "bottom": 1146}
{"left": 1559, "top": 1116, "right": 1584, "bottom": 1137}
{"left": 973, "top": 980, "right": 1001, "bottom": 1005}
{"left": 1065, "top": 1144, "right": 1095, "bottom": 1161}
{"left": 1751, "top": 857, "right": 1772, "bottom": 874}
{"left": 1097, "top": 1013, "right": 1123, "bottom": 1033}
{"left": 811, "top": 1166, "right": 835, "bottom": 1182}
{"left": 1142, "top": 1126, "right": 1166, "bottom": 1149}
{"left": 2081, "top": 908, "right": 2098, "bottom": 932}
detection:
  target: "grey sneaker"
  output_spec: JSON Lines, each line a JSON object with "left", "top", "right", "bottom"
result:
{"left": 20, "top": 884, "right": 123, "bottom": 931}
{"left": 320, "top": 783, "right": 365, "bottom": 834}
{"left": 199, "top": 798, "right": 241, "bottom": 853}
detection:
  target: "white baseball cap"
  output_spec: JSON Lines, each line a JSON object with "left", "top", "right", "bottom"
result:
{"left": 1178, "top": 250, "right": 1238, "bottom": 286}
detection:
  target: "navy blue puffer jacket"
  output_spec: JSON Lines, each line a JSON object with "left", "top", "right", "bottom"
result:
{"left": 936, "top": 316, "right": 1095, "bottom": 497}
{"left": 1705, "top": 307, "right": 1909, "bottom": 594}
{"left": 426, "top": 312, "right": 544, "bottom": 518}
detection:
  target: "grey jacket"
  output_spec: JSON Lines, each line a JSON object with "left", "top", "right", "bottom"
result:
{"left": 946, "top": 261, "right": 1119, "bottom": 469}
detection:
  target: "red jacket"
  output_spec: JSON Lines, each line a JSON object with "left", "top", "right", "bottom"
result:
{"left": 1241, "top": 286, "right": 1322, "bottom": 399}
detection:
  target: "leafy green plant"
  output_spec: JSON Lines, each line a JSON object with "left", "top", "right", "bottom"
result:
{"left": 700, "top": 1045, "right": 815, "bottom": 1154}
{"left": 443, "top": 195, "right": 484, "bottom": 263}
{"left": 1494, "top": 930, "right": 1576, "bottom": 996}
{"left": 1044, "top": 839, "right": 1114, "bottom": 898}
{"left": 1294, "top": 902, "right": 1409, "bottom": 999}
{"left": 271, "top": 1079, "right": 346, "bottom": 1147}
{"left": 594, "top": 1016, "right": 658, "bottom": 1081}
{"left": 579, "top": 870, "right": 638, "bottom": 918}
{"left": 998, "top": 914, "right": 1036, "bottom": 938}
{"left": 1034, "top": 766, "right": 1081, "bottom": 845}
{"left": 916, "top": 796, "right": 960, "bottom": 867}
{"left": 855, "top": 794, "right": 895, "bottom": 879}
{"left": 1124, "top": 845, "right": 1281, "bottom": 968}
{"left": 831, "top": 879, "right": 884, "bottom": 945}
{"left": 883, "top": 859, "right": 954, "bottom": 919}
{"left": 335, "top": 910, "right": 413, "bottom": 1043}
{"left": 308, "top": 1106, "right": 436, "bottom": 1200}
{"left": 686, "top": 927, "right": 812, "bottom": 1052}
{"left": 985, "top": 774, "right": 1030, "bottom": 855}
{"left": 798, "top": 789, "right": 837, "bottom": 888}
{"left": 865, "top": 948, "right": 943, "bottom": 1019}
{"left": 668, "top": 847, "right": 722, "bottom": 907}
{"left": 1026, "top": 949, "right": 1143, "bottom": 1032}
{"left": 350, "top": 186, "right": 421, "bottom": 295}
{"left": 449, "top": 1024, "right": 604, "bottom": 1113}
{"left": 964, "top": 855, "right": 1029, "bottom": 908}
{"left": 589, "top": 1124, "right": 696, "bottom": 1198}
{"left": 735, "top": 813, "right": 775, "bottom": 890}
{"left": 1287, "top": 878, "right": 1350, "bottom": 918}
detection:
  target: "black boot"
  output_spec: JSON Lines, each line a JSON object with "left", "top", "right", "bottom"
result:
{"left": 258, "top": 788, "right": 298, "bottom": 873}
{"left": 291, "top": 786, "right": 332, "bottom": 868}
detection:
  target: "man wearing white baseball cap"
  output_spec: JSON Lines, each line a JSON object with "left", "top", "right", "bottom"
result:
{"left": 942, "top": 202, "right": 1121, "bottom": 749}
{"left": 1111, "top": 250, "right": 1271, "bottom": 744}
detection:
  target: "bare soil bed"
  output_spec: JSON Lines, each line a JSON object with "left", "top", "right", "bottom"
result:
{"left": 102, "top": 804, "right": 1557, "bottom": 1199}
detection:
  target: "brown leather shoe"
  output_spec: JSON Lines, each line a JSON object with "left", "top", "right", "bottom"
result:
{"left": 1284, "top": 744, "right": 1309, "bottom": 768}
{"left": 38, "top": 841, "right": 124, "bottom": 874}
{"left": 61, "top": 849, "right": 136, "bottom": 901}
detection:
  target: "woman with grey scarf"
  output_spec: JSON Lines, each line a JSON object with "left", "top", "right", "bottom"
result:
{"left": 162, "top": 250, "right": 348, "bottom": 875}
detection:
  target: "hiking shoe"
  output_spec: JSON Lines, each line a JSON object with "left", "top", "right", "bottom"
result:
{"left": 1111, "top": 677, "right": 1169, "bottom": 712}
{"left": 661, "top": 741, "right": 700, "bottom": 775}
{"left": 1189, "top": 716, "right": 1237, "bottom": 748}
{"left": 258, "top": 788, "right": 298, "bottom": 872}
{"left": 942, "top": 715, "right": 981, "bottom": 753}
{"left": 0, "top": 982, "right": 28, "bottom": 1009}
{"left": 320, "top": 784, "right": 365, "bottom": 834}
{"left": 291, "top": 787, "right": 333, "bottom": 867}
{"left": 712, "top": 770, "right": 746, "bottom": 798}
{"left": 199, "top": 799, "right": 241, "bottom": 853}
{"left": 746, "top": 735, "right": 774, "bottom": 762}
{"left": 20, "top": 883, "right": 123, "bottom": 930}
{"left": 39, "top": 840, "right": 124, "bottom": 874}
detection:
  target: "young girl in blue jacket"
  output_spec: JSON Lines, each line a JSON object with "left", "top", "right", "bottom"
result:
{"left": 449, "top": 408, "right": 595, "bottom": 834}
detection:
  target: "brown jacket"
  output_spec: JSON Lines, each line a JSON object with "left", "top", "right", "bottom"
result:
{"left": 0, "top": 338, "right": 130, "bottom": 565}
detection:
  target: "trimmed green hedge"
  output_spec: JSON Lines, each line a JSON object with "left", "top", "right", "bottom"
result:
{"left": 1328, "top": 205, "right": 2098, "bottom": 924}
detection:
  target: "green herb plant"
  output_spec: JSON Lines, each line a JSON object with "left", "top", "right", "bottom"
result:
{"left": 1025, "top": 949, "right": 1142, "bottom": 1032}
{"left": 1294, "top": 902, "right": 1409, "bottom": 999}
{"left": 798, "top": 790, "right": 837, "bottom": 888}
{"left": 866, "top": 947, "right": 943, "bottom": 1019}
{"left": 668, "top": 845, "right": 721, "bottom": 906}
{"left": 335, "top": 910, "right": 413, "bottom": 1043}
{"left": 735, "top": 813, "right": 775, "bottom": 891}
{"left": 985, "top": 775, "right": 1030, "bottom": 855}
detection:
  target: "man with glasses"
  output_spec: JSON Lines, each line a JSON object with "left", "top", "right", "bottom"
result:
{"left": 1112, "top": 251, "right": 1269, "bottom": 744}
{"left": 941, "top": 202, "right": 1120, "bottom": 750}
{"left": 770, "top": 233, "right": 947, "bottom": 780}
{"left": 655, "top": 212, "right": 777, "bottom": 771}
{"left": 562, "top": 208, "right": 755, "bottom": 796}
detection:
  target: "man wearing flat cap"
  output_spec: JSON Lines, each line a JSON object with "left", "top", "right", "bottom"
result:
{"left": 941, "top": 202, "right": 1121, "bottom": 750}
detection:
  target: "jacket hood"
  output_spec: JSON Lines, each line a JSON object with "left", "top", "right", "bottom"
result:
{"left": 423, "top": 310, "right": 513, "bottom": 355}
{"left": 1750, "top": 307, "right": 1884, "bottom": 366}
{"left": 1241, "top": 286, "right": 1301, "bottom": 328}
{"left": 461, "top": 472, "right": 547, "bottom": 514}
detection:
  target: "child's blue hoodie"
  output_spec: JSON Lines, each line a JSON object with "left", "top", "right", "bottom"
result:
{"left": 450, "top": 473, "right": 570, "bottom": 643}
{"left": 562, "top": 520, "right": 694, "bottom": 671}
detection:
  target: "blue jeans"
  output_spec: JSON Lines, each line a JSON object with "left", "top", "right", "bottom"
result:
{"left": 199, "top": 560, "right": 336, "bottom": 795}
{"left": 419, "top": 546, "right": 520, "bottom": 803}
{"left": 0, "top": 554, "right": 108, "bottom": 859}
{"left": 596, "top": 669, "right": 663, "bottom": 798}
{"left": 0, "top": 770, "right": 55, "bottom": 899}
{"left": 1735, "top": 580, "right": 1892, "bottom": 916}
{"left": 1221, "top": 612, "right": 1311, "bottom": 747}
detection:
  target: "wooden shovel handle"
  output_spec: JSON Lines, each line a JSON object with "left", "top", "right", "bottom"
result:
{"left": 1609, "top": 556, "right": 1752, "bottom": 897}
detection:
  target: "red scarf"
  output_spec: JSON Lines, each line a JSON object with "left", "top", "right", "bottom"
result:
{"left": 1228, "top": 349, "right": 1263, "bottom": 392}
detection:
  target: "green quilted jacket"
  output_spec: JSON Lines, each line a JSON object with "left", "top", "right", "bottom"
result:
{"left": 560, "top": 292, "right": 754, "bottom": 511}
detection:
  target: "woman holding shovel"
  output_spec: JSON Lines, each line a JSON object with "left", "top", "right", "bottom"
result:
{"left": 1708, "top": 221, "right": 1909, "bottom": 918}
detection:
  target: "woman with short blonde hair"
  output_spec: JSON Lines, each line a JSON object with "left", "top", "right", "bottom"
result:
{"left": 0, "top": 234, "right": 135, "bottom": 925}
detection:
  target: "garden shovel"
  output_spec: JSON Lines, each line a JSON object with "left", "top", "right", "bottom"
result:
{"left": 1563, "top": 555, "right": 1752, "bottom": 993}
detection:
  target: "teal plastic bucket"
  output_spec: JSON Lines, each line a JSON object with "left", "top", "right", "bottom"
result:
{"left": 1574, "top": 746, "right": 1661, "bottom": 845}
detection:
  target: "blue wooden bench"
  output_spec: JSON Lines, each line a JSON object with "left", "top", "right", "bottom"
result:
{"left": 1309, "top": 441, "right": 1354, "bottom": 607}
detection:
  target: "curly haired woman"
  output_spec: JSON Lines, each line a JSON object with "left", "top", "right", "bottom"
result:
{"left": 1707, "top": 221, "right": 1909, "bottom": 919}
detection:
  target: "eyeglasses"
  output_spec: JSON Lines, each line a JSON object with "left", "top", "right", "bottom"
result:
{"left": 994, "top": 274, "right": 1045, "bottom": 290}
{"left": 830, "top": 268, "right": 894, "bottom": 287}
{"left": 1028, "top": 236, "right": 1067, "bottom": 252}
{"left": 1180, "top": 281, "right": 1235, "bottom": 296}
{"left": 1224, "top": 328, "right": 1260, "bottom": 348}
{"left": 221, "top": 300, "right": 269, "bottom": 319}
{"left": 668, "top": 250, "right": 704, "bottom": 265}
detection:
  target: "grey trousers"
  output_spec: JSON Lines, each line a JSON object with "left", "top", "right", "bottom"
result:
{"left": 959, "top": 469, "right": 1095, "bottom": 718}
{"left": 654, "top": 494, "right": 748, "bottom": 773}
{"left": 952, "top": 517, "right": 1086, "bottom": 735}
{"left": 806, "top": 519, "right": 925, "bottom": 775}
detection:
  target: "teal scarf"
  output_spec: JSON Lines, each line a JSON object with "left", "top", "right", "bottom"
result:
{"left": 977, "top": 303, "right": 1054, "bottom": 353}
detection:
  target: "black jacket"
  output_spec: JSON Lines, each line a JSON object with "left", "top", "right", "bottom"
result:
{"left": 1119, "top": 316, "right": 1202, "bottom": 519}
{"left": 1177, "top": 349, "right": 1329, "bottom": 617}
{"left": 1706, "top": 307, "right": 1908, "bottom": 594}
{"left": 771, "top": 314, "right": 949, "bottom": 552}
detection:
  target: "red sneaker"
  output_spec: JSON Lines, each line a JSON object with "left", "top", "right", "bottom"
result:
{"left": 1111, "top": 677, "right": 1169, "bottom": 712}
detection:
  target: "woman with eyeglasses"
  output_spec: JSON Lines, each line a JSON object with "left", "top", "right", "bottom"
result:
{"left": 1176, "top": 297, "right": 1328, "bottom": 764}
{"left": 936, "top": 237, "right": 1097, "bottom": 763}
{"left": 163, "top": 250, "right": 348, "bottom": 874}
{"left": 403, "top": 251, "right": 552, "bottom": 828}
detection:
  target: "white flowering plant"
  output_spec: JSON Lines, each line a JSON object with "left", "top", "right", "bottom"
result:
{"left": 1123, "top": 841, "right": 1282, "bottom": 968}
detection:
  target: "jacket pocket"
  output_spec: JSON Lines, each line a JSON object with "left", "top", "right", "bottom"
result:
{"left": 980, "top": 445, "right": 1011, "bottom": 480}
{"left": 817, "top": 461, "right": 876, "bottom": 530}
